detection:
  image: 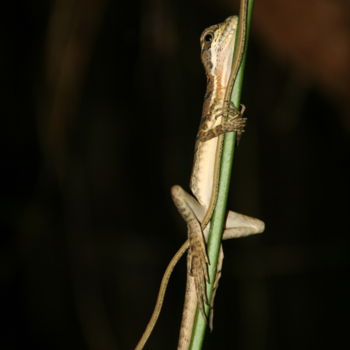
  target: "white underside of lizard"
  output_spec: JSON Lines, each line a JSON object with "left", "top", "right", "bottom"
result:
{"left": 191, "top": 131, "right": 218, "bottom": 208}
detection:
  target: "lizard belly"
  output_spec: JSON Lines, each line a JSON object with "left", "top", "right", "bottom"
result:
{"left": 190, "top": 137, "right": 218, "bottom": 210}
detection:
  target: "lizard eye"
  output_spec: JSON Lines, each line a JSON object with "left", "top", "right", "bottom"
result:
{"left": 204, "top": 33, "right": 213, "bottom": 42}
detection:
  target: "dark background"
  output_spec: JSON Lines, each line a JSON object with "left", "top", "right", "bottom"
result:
{"left": 1, "top": 0, "right": 350, "bottom": 349}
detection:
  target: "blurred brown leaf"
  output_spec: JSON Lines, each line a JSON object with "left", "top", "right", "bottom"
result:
{"left": 228, "top": 0, "right": 350, "bottom": 126}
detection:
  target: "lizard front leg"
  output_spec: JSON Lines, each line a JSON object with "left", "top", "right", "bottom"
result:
{"left": 197, "top": 105, "right": 246, "bottom": 142}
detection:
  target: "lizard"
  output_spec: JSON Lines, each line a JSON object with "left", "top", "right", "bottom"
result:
{"left": 134, "top": 1, "right": 264, "bottom": 349}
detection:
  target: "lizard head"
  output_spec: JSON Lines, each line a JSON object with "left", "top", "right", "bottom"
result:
{"left": 200, "top": 16, "right": 238, "bottom": 88}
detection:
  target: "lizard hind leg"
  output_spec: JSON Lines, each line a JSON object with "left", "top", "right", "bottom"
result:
{"left": 223, "top": 210, "right": 265, "bottom": 239}
{"left": 208, "top": 246, "right": 224, "bottom": 331}
{"left": 171, "top": 185, "right": 210, "bottom": 315}
{"left": 187, "top": 218, "right": 210, "bottom": 318}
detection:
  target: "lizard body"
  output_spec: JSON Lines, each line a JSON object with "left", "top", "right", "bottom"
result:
{"left": 134, "top": 1, "right": 264, "bottom": 349}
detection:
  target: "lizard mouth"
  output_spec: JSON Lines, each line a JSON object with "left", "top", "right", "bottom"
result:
{"left": 215, "top": 16, "right": 239, "bottom": 91}
{"left": 222, "top": 16, "right": 238, "bottom": 39}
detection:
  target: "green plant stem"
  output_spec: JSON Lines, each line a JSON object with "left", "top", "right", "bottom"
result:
{"left": 188, "top": 1, "right": 254, "bottom": 349}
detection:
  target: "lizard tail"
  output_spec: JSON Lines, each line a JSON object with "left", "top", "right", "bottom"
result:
{"left": 134, "top": 240, "right": 189, "bottom": 350}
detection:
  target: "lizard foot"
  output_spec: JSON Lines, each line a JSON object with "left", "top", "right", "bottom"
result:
{"left": 188, "top": 218, "right": 210, "bottom": 320}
